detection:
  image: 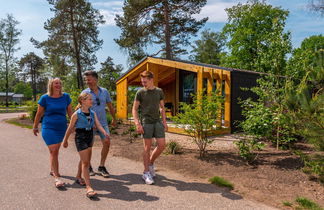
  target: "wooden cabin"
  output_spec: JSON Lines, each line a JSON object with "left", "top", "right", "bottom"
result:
{"left": 116, "top": 56, "right": 260, "bottom": 134}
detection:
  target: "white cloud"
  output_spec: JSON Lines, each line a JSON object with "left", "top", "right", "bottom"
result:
{"left": 93, "top": 1, "right": 123, "bottom": 26}
{"left": 194, "top": 1, "right": 237, "bottom": 23}
{"left": 93, "top": 1, "right": 123, "bottom": 8}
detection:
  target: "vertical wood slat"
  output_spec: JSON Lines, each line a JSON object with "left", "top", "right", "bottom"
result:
{"left": 224, "top": 72, "right": 231, "bottom": 129}
{"left": 116, "top": 78, "right": 128, "bottom": 119}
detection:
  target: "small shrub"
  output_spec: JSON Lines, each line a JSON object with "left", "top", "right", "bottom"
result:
{"left": 165, "top": 141, "right": 181, "bottom": 155}
{"left": 295, "top": 197, "right": 322, "bottom": 210}
{"left": 209, "top": 176, "right": 234, "bottom": 190}
{"left": 282, "top": 201, "right": 293, "bottom": 207}
{"left": 234, "top": 137, "right": 265, "bottom": 163}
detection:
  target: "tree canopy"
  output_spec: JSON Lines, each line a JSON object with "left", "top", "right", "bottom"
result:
{"left": 32, "top": 0, "right": 105, "bottom": 89}
{"left": 222, "top": 0, "right": 291, "bottom": 74}
{"left": 190, "top": 29, "right": 226, "bottom": 65}
{"left": 0, "top": 14, "right": 21, "bottom": 106}
{"left": 115, "top": 0, "right": 208, "bottom": 64}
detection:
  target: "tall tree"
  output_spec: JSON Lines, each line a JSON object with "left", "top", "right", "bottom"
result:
{"left": 0, "top": 14, "right": 21, "bottom": 107}
{"left": 19, "top": 53, "right": 45, "bottom": 101}
{"left": 222, "top": 0, "right": 291, "bottom": 74}
{"left": 115, "top": 0, "right": 208, "bottom": 62}
{"left": 32, "top": 0, "right": 105, "bottom": 89}
{"left": 98, "top": 56, "right": 123, "bottom": 99}
{"left": 287, "top": 35, "right": 324, "bottom": 80}
{"left": 190, "top": 29, "right": 226, "bottom": 65}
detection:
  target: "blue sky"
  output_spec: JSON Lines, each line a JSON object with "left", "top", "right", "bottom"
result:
{"left": 0, "top": 0, "right": 323, "bottom": 71}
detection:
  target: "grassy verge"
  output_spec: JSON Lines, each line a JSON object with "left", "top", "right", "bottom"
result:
{"left": 5, "top": 118, "right": 33, "bottom": 129}
{"left": 208, "top": 176, "right": 234, "bottom": 190}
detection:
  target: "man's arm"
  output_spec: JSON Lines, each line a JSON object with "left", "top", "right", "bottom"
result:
{"left": 132, "top": 100, "right": 144, "bottom": 134}
{"left": 107, "top": 102, "right": 116, "bottom": 127}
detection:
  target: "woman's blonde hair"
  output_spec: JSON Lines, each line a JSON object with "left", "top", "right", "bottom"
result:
{"left": 75, "top": 92, "right": 91, "bottom": 110}
{"left": 47, "top": 78, "right": 63, "bottom": 96}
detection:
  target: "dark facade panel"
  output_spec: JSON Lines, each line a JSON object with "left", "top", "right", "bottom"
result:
{"left": 230, "top": 71, "right": 260, "bottom": 132}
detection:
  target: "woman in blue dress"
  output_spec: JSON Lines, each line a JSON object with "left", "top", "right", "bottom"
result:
{"left": 33, "top": 78, "right": 73, "bottom": 188}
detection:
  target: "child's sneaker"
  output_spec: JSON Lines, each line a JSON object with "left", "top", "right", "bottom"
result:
{"left": 142, "top": 172, "right": 154, "bottom": 185}
{"left": 149, "top": 164, "right": 156, "bottom": 177}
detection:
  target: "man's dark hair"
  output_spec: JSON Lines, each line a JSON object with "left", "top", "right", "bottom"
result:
{"left": 84, "top": 70, "right": 98, "bottom": 79}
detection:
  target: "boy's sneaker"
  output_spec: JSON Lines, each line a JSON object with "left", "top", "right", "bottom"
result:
{"left": 142, "top": 172, "right": 154, "bottom": 185}
{"left": 149, "top": 164, "right": 156, "bottom": 177}
{"left": 98, "top": 166, "right": 110, "bottom": 178}
{"left": 89, "top": 166, "right": 96, "bottom": 176}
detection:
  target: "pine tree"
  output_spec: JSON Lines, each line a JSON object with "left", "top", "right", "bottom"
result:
{"left": 115, "top": 0, "right": 208, "bottom": 63}
{"left": 32, "top": 0, "right": 105, "bottom": 89}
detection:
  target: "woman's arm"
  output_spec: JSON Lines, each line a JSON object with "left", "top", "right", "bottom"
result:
{"left": 33, "top": 105, "right": 45, "bottom": 136}
{"left": 63, "top": 112, "right": 77, "bottom": 148}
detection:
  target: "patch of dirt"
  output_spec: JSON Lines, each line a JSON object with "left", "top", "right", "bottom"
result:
{"left": 104, "top": 123, "right": 324, "bottom": 209}
{"left": 12, "top": 118, "right": 324, "bottom": 209}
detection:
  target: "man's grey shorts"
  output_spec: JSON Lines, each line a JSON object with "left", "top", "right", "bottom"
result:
{"left": 142, "top": 121, "right": 165, "bottom": 139}
{"left": 94, "top": 125, "right": 110, "bottom": 140}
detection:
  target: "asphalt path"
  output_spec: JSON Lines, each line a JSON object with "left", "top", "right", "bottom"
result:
{"left": 0, "top": 113, "right": 277, "bottom": 210}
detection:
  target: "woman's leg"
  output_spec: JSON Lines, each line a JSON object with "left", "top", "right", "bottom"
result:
{"left": 48, "top": 142, "right": 61, "bottom": 178}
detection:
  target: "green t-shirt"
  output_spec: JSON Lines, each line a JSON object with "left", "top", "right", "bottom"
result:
{"left": 135, "top": 87, "right": 164, "bottom": 124}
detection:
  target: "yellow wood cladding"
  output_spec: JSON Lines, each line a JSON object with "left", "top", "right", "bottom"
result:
{"left": 116, "top": 78, "right": 128, "bottom": 119}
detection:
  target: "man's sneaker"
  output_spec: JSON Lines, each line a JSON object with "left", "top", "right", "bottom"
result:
{"left": 98, "top": 166, "right": 110, "bottom": 178}
{"left": 149, "top": 164, "right": 156, "bottom": 177}
{"left": 142, "top": 172, "right": 154, "bottom": 185}
{"left": 89, "top": 166, "right": 96, "bottom": 176}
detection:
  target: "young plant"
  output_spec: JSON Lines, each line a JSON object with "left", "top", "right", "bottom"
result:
{"left": 165, "top": 141, "right": 181, "bottom": 155}
{"left": 234, "top": 136, "right": 265, "bottom": 163}
{"left": 172, "top": 90, "right": 224, "bottom": 158}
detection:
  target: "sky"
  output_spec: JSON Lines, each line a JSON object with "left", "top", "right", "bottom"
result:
{"left": 0, "top": 0, "right": 323, "bottom": 72}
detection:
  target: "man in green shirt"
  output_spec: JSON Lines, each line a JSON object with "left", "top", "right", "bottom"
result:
{"left": 132, "top": 70, "right": 168, "bottom": 185}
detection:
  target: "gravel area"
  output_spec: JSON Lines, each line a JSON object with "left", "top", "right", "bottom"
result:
{"left": 165, "top": 132, "right": 240, "bottom": 150}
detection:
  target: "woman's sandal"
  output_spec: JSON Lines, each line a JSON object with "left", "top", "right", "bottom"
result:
{"left": 86, "top": 190, "right": 97, "bottom": 198}
{"left": 75, "top": 178, "right": 86, "bottom": 186}
{"left": 54, "top": 178, "right": 65, "bottom": 188}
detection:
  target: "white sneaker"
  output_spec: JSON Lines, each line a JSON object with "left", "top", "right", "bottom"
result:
{"left": 142, "top": 172, "right": 154, "bottom": 185}
{"left": 149, "top": 164, "right": 156, "bottom": 177}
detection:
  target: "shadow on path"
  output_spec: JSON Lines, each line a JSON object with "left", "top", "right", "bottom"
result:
{"left": 60, "top": 173, "right": 242, "bottom": 202}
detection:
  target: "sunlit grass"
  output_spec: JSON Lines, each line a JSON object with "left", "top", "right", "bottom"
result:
{"left": 209, "top": 176, "right": 234, "bottom": 190}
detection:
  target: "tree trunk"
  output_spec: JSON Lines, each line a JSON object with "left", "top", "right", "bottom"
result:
{"left": 163, "top": 0, "right": 172, "bottom": 59}
{"left": 5, "top": 59, "right": 9, "bottom": 108}
{"left": 69, "top": 7, "right": 84, "bottom": 89}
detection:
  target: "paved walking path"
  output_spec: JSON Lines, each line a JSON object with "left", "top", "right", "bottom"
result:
{"left": 0, "top": 113, "right": 277, "bottom": 210}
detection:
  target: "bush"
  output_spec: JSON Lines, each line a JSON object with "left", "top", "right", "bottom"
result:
{"left": 26, "top": 100, "right": 38, "bottom": 121}
{"left": 294, "top": 150, "right": 324, "bottom": 184}
{"left": 234, "top": 136, "right": 265, "bottom": 163}
{"left": 172, "top": 90, "right": 224, "bottom": 158}
{"left": 165, "top": 141, "right": 182, "bottom": 155}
